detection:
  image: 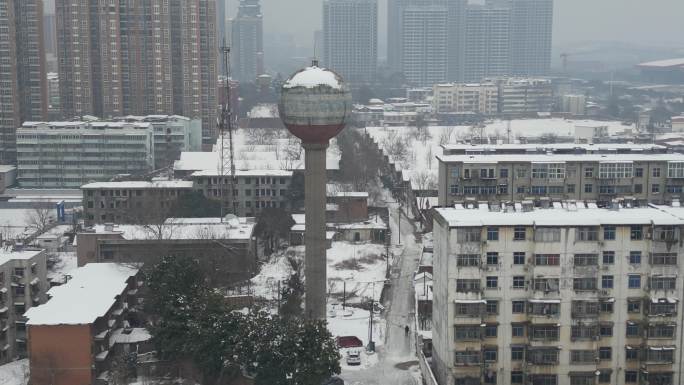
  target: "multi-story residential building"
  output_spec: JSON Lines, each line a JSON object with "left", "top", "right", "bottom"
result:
{"left": 0, "top": 248, "right": 48, "bottom": 363}
{"left": 323, "top": 0, "right": 377, "bottom": 84}
{"left": 81, "top": 181, "right": 195, "bottom": 224}
{"left": 509, "top": 0, "right": 554, "bottom": 76}
{"left": 46, "top": 72, "right": 60, "bottom": 119}
{"left": 497, "top": 78, "right": 553, "bottom": 115}
{"left": 0, "top": 0, "right": 47, "bottom": 164}
{"left": 230, "top": 0, "right": 264, "bottom": 83}
{"left": 463, "top": 3, "right": 511, "bottom": 83}
{"left": 561, "top": 94, "right": 588, "bottom": 116}
{"left": 437, "top": 147, "right": 684, "bottom": 207}
{"left": 401, "top": 3, "right": 448, "bottom": 86}
{"left": 55, "top": 1, "right": 217, "bottom": 144}
{"left": 446, "top": 0, "right": 467, "bottom": 82}
{"left": 25, "top": 263, "right": 140, "bottom": 385}
{"left": 16, "top": 121, "right": 153, "bottom": 188}
{"left": 387, "top": 0, "right": 410, "bottom": 75}
{"left": 433, "top": 83, "right": 500, "bottom": 114}
{"left": 191, "top": 170, "right": 293, "bottom": 217}
{"left": 113, "top": 115, "right": 202, "bottom": 169}
{"left": 432, "top": 203, "right": 684, "bottom": 385}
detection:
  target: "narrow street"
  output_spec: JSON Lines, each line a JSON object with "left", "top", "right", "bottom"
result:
{"left": 339, "top": 199, "right": 423, "bottom": 384}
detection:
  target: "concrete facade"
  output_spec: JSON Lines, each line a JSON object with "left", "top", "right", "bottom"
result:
{"left": 438, "top": 150, "right": 684, "bottom": 207}
{"left": 0, "top": 249, "right": 48, "bottom": 364}
{"left": 509, "top": 0, "right": 554, "bottom": 76}
{"left": 401, "top": 4, "right": 448, "bottom": 86}
{"left": 0, "top": 0, "right": 47, "bottom": 164}
{"left": 433, "top": 83, "right": 500, "bottom": 115}
{"left": 16, "top": 121, "right": 154, "bottom": 188}
{"left": 0, "top": 165, "right": 17, "bottom": 194}
{"left": 323, "top": 0, "right": 378, "bottom": 84}
{"left": 55, "top": 0, "right": 217, "bottom": 144}
{"left": 432, "top": 204, "right": 684, "bottom": 385}
{"left": 497, "top": 78, "right": 553, "bottom": 115}
{"left": 304, "top": 143, "right": 328, "bottom": 320}
{"left": 464, "top": 4, "right": 511, "bottom": 83}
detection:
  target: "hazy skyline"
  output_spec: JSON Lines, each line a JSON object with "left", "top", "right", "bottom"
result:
{"left": 228, "top": 0, "right": 684, "bottom": 52}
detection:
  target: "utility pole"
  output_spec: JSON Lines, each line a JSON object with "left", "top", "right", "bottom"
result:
{"left": 397, "top": 206, "right": 401, "bottom": 245}
{"left": 218, "top": 38, "right": 236, "bottom": 221}
{"left": 342, "top": 280, "right": 346, "bottom": 310}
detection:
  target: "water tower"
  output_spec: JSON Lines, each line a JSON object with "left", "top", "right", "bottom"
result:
{"left": 279, "top": 63, "right": 352, "bottom": 319}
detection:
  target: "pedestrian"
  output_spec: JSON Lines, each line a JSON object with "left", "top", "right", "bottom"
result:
{"left": 404, "top": 325, "right": 409, "bottom": 336}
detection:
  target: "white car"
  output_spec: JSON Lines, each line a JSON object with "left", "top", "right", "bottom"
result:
{"left": 346, "top": 349, "right": 362, "bottom": 366}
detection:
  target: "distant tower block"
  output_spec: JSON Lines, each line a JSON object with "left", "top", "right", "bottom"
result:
{"left": 279, "top": 64, "right": 352, "bottom": 319}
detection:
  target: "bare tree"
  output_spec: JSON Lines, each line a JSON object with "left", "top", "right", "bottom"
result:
{"left": 25, "top": 202, "right": 53, "bottom": 235}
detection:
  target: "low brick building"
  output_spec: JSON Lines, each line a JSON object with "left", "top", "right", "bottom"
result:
{"left": 25, "top": 263, "right": 140, "bottom": 385}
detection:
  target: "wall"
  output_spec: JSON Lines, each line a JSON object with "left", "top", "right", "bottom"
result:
{"left": 28, "top": 324, "right": 93, "bottom": 385}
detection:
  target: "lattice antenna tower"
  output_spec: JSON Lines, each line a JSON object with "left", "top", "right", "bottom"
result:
{"left": 219, "top": 38, "right": 237, "bottom": 220}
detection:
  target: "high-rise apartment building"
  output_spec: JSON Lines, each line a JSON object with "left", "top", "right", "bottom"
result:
{"left": 230, "top": 0, "right": 264, "bottom": 83}
{"left": 402, "top": 3, "right": 448, "bottom": 86}
{"left": 446, "top": 0, "right": 467, "bottom": 82}
{"left": 55, "top": 1, "right": 217, "bottom": 144}
{"left": 0, "top": 0, "right": 47, "bottom": 164}
{"left": 510, "top": 0, "right": 554, "bottom": 76}
{"left": 323, "top": 0, "right": 377, "bottom": 84}
{"left": 387, "top": 0, "right": 410, "bottom": 74}
{"left": 463, "top": 4, "right": 511, "bottom": 82}
{"left": 433, "top": 203, "right": 684, "bottom": 385}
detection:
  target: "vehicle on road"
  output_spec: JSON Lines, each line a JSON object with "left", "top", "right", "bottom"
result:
{"left": 346, "top": 349, "right": 362, "bottom": 366}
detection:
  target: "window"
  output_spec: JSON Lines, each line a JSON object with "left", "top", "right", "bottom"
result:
{"left": 628, "top": 275, "right": 641, "bottom": 289}
{"left": 598, "top": 347, "right": 612, "bottom": 360}
{"left": 528, "top": 301, "right": 560, "bottom": 316}
{"left": 511, "top": 372, "right": 523, "bottom": 384}
{"left": 602, "top": 275, "right": 614, "bottom": 289}
{"left": 512, "top": 276, "right": 525, "bottom": 289}
{"left": 584, "top": 167, "right": 594, "bottom": 177}
{"left": 576, "top": 227, "right": 598, "bottom": 241}
{"left": 598, "top": 371, "right": 611, "bottom": 383}
{"left": 573, "top": 278, "right": 597, "bottom": 291}
{"left": 667, "top": 161, "right": 684, "bottom": 178}
{"left": 599, "top": 324, "right": 613, "bottom": 337}
{"left": 627, "top": 299, "right": 641, "bottom": 313}
{"left": 456, "top": 279, "right": 480, "bottom": 292}
{"left": 570, "top": 374, "right": 594, "bottom": 385}
{"left": 571, "top": 325, "right": 598, "bottom": 340}
{"left": 567, "top": 184, "right": 575, "bottom": 193}
{"left": 450, "top": 167, "right": 460, "bottom": 178}
{"left": 526, "top": 348, "right": 559, "bottom": 365}
{"left": 570, "top": 350, "right": 595, "bottom": 364}
{"left": 531, "top": 186, "right": 547, "bottom": 195}
{"left": 533, "top": 278, "right": 560, "bottom": 292}
{"left": 584, "top": 183, "right": 593, "bottom": 193}
{"left": 600, "top": 301, "right": 614, "bottom": 313}
{"left": 500, "top": 168, "right": 508, "bottom": 178}
{"left": 547, "top": 163, "right": 565, "bottom": 179}
{"left": 654, "top": 226, "right": 676, "bottom": 241}
{"left": 652, "top": 184, "right": 660, "bottom": 193}
{"left": 626, "top": 322, "right": 641, "bottom": 337}
{"left": 512, "top": 301, "right": 525, "bottom": 313}
{"left": 635, "top": 184, "right": 643, "bottom": 194}
{"left": 650, "top": 277, "right": 676, "bottom": 290}
{"left": 574, "top": 253, "right": 598, "bottom": 266}
{"left": 513, "top": 226, "right": 526, "bottom": 241}
{"left": 486, "top": 276, "right": 498, "bottom": 289}
{"left": 498, "top": 184, "right": 508, "bottom": 194}
{"left": 529, "top": 325, "right": 559, "bottom": 340}
{"left": 454, "top": 350, "right": 481, "bottom": 365}
{"left": 625, "top": 348, "right": 639, "bottom": 360}
{"left": 483, "top": 347, "right": 497, "bottom": 362}
{"left": 13, "top": 268, "right": 25, "bottom": 278}
{"left": 512, "top": 324, "right": 525, "bottom": 337}
{"left": 653, "top": 167, "right": 661, "bottom": 177}
{"left": 457, "top": 254, "right": 480, "bottom": 267}
{"left": 652, "top": 253, "right": 677, "bottom": 265}
{"left": 532, "top": 164, "right": 548, "bottom": 179}
{"left": 513, "top": 252, "right": 525, "bottom": 265}
{"left": 455, "top": 303, "right": 482, "bottom": 317}
{"left": 535, "top": 254, "right": 560, "bottom": 266}
{"left": 625, "top": 371, "right": 638, "bottom": 383}
{"left": 487, "top": 227, "right": 499, "bottom": 241}
{"left": 484, "top": 325, "right": 497, "bottom": 338}
{"left": 454, "top": 326, "right": 481, "bottom": 340}
{"left": 458, "top": 228, "right": 481, "bottom": 242}
{"left": 486, "top": 300, "right": 499, "bottom": 315}
{"left": 629, "top": 251, "right": 641, "bottom": 264}
{"left": 635, "top": 168, "right": 644, "bottom": 177}
{"left": 572, "top": 301, "right": 599, "bottom": 317}
{"left": 486, "top": 252, "right": 499, "bottom": 265}
{"left": 511, "top": 346, "right": 524, "bottom": 361}
{"left": 648, "top": 323, "right": 676, "bottom": 338}
{"left": 603, "top": 226, "right": 615, "bottom": 240}
{"left": 599, "top": 162, "right": 633, "bottom": 179}
{"left": 602, "top": 251, "right": 615, "bottom": 264}
{"left": 450, "top": 184, "right": 459, "bottom": 195}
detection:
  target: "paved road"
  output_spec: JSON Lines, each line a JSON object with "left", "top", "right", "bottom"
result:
{"left": 339, "top": 201, "right": 422, "bottom": 385}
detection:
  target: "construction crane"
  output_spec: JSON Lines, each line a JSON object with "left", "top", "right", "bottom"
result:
{"left": 219, "top": 39, "right": 237, "bottom": 220}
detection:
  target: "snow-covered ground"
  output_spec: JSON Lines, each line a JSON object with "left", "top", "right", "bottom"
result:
{"left": 0, "top": 359, "right": 28, "bottom": 385}
{"left": 365, "top": 118, "right": 636, "bottom": 191}
{"left": 328, "top": 304, "right": 385, "bottom": 371}
{"left": 252, "top": 241, "right": 396, "bottom": 303}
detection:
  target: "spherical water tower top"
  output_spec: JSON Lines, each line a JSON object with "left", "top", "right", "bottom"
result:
{"left": 279, "top": 63, "right": 352, "bottom": 144}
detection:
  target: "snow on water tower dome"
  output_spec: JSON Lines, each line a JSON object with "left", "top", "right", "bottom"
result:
{"left": 279, "top": 64, "right": 352, "bottom": 144}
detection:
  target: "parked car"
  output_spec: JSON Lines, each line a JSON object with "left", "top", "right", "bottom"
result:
{"left": 346, "top": 349, "right": 361, "bottom": 366}
{"left": 336, "top": 336, "right": 363, "bottom": 348}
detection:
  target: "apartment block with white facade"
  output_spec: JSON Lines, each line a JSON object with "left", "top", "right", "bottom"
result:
{"left": 497, "top": 78, "right": 553, "bottom": 115}
{"left": 16, "top": 121, "right": 153, "bottom": 188}
{"left": 433, "top": 83, "right": 500, "bottom": 115}
{"left": 437, "top": 148, "right": 684, "bottom": 207}
{"left": 432, "top": 203, "right": 684, "bottom": 385}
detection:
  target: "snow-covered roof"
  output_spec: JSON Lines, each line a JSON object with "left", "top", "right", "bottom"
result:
{"left": 335, "top": 216, "right": 387, "bottom": 230}
{"left": 81, "top": 180, "right": 194, "bottom": 189}
{"left": 638, "top": 58, "right": 684, "bottom": 68}
{"left": 283, "top": 66, "right": 343, "bottom": 90}
{"left": 89, "top": 217, "right": 255, "bottom": 240}
{"left": 435, "top": 204, "right": 684, "bottom": 228}
{"left": 441, "top": 143, "right": 665, "bottom": 151}
{"left": 109, "top": 328, "right": 151, "bottom": 345}
{"left": 0, "top": 165, "right": 16, "bottom": 173}
{"left": 25, "top": 263, "right": 139, "bottom": 326}
{"left": 36, "top": 224, "right": 72, "bottom": 239}
{"left": 191, "top": 169, "right": 292, "bottom": 177}
{"left": 437, "top": 153, "right": 684, "bottom": 163}
{"left": 0, "top": 249, "right": 43, "bottom": 267}
{"left": 329, "top": 191, "right": 369, "bottom": 198}
{"left": 248, "top": 104, "right": 279, "bottom": 119}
